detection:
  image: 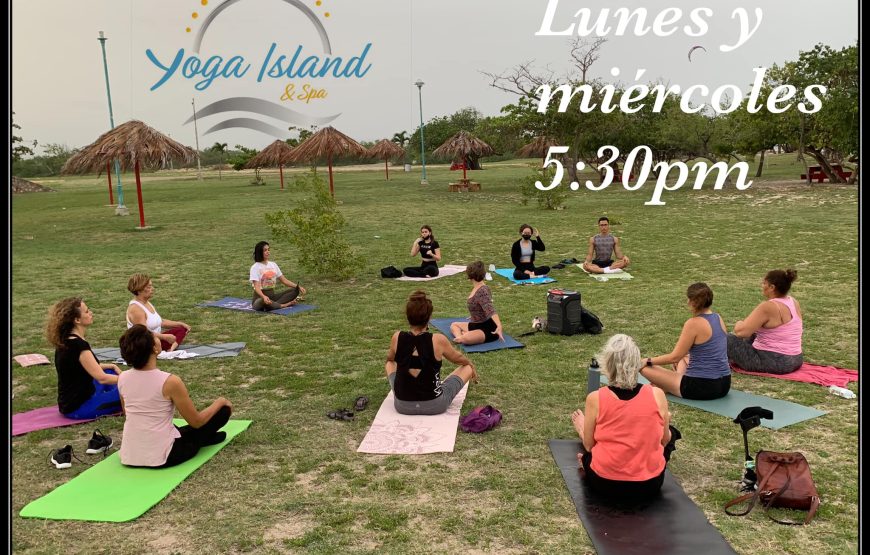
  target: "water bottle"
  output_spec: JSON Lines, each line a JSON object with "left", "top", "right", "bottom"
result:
{"left": 587, "top": 358, "right": 601, "bottom": 394}
{"left": 828, "top": 385, "right": 856, "bottom": 399}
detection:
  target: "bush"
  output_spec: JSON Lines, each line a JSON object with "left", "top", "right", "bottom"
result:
{"left": 264, "top": 173, "right": 357, "bottom": 279}
{"left": 519, "top": 165, "right": 568, "bottom": 210}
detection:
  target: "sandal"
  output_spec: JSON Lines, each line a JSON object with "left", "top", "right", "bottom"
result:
{"left": 328, "top": 408, "right": 354, "bottom": 421}
{"left": 353, "top": 396, "right": 369, "bottom": 411}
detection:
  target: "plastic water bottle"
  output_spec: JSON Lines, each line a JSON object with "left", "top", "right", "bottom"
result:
{"left": 828, "top": 385, "right": 856, "bottom": 399}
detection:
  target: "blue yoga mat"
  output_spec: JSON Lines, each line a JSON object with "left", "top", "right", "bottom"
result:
{"left": 494, "top": 268, "right": 555, "bottom": 285}
{"left": 198, "top": 297, "right": 316, "bottom": 316}
{"left": 598, "top": 373, "right": 825, "bottom": 429}
{"left": 429, "top": 318, "right": 524, "bottom": 352}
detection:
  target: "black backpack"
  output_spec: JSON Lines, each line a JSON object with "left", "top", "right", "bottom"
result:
{"left": 579, "top": 306, "right": 603, "bottom": 334}
{"left": 380, "top": 266, "right": 403, "bottom": 278}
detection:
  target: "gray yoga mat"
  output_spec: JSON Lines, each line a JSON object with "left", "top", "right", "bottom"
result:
{"left": 596, "top": 373, "right": 825, "bottom": 429}
{"left": 549, "top": 439, "right": 736, "bottom": 555}
{"left": 93, "top": 342, "right": 246, "bottom": 363}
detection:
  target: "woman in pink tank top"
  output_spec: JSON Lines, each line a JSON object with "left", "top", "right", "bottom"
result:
{"left": 571, "top": 334, "right": 680, "bottom": 504}
{"left": 117, "top": 325, "right": 233, "bottom": 468}
{"left": 727, "top": 269, "right": 804, "bottom": 374}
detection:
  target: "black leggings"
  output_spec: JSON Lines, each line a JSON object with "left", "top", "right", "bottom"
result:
{"left": 252, "top": 287, "right": 299, "bottom": 311}
{"left": 159, "top": 405, "right": 232, "bottom": 468}
{"left": 581, "top": 425, "right": 680, "bottom": 504}
{"left": 403, "top": 263, "right": 439, "bottom": 278}
{"left": 513, "top": 262, "right": 550, "bottom": 280}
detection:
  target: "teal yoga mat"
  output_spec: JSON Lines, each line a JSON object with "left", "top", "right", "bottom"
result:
{"left": 20, "top": 419, "right": 251, "bottom": 522}
{"left": 599, "top": 374, "right": 824, "bottom": 429}
{"left": 494, "top": 268, "right": 555, "bottom": 285}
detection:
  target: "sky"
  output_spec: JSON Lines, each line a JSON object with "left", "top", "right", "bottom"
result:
{"left": 11, "top": 0, "right": 858, "bottom": 152}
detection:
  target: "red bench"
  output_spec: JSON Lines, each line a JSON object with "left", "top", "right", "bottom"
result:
{"left": 800, "top": 165, "right": 853, "bottom": 182}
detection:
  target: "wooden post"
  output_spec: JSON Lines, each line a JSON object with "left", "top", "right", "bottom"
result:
{"left": 106, "top": 161, "right": 114, "bottom": 205}
{"left": 134, "top": 160, "right": 146, "bottom": 228}
{"left": 279, "top": 165, "right": 284, "bottom": 190}
{"left": 328, "top": 153, "right": 335, "bottom": 198}
{"left": 385, "top": 159, "right": 389, "bottom": 180}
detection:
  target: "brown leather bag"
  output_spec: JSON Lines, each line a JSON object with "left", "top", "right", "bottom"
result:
{"left": 724, "top": 451, "right": 821, "bottom": 525}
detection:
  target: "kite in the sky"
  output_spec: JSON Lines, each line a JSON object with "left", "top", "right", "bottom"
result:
{"left": 688, "top": 45, "right": 707, "bottom": 62}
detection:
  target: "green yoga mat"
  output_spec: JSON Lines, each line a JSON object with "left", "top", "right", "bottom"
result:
{"left": 598, "top": 374, "right": 824, "bottom": 429}
{"left": 20, "top": 419, "right": 251, "bottom": 522}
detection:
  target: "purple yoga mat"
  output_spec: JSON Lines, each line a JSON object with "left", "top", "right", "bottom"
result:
{"left": 12, "top": 406, "right": 117, "bottom": 436}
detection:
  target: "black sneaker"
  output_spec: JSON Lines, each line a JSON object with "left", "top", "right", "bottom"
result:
{"left": 50, "top": 445, "right": 73, "bottom": 469}
{"left": 85, "top": 429, "right": 113, "bottom": 454}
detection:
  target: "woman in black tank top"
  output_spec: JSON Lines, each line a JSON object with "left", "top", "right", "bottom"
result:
{"left": 385, "top": 291, "right": 478, "bottom": 415}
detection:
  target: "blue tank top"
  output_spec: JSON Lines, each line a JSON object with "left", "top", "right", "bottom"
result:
{"left": 686, "top": 313, "right": 730, "bottom": 379}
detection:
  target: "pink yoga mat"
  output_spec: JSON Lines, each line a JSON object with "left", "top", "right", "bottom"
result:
{"left": 358, "top": 384, "right": 468, "bottom": 455}
{"left": 12, "top": 406, "right": 117, "bottom": 436}
{"left": 732, "top": 362, "right": 858, "bottom": 388}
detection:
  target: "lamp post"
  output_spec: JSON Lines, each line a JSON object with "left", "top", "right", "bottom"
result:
{"left": 414, "top": 79, "right": 428, "bottom": 185}
{"left": 191, "top": 99, "right": 203, "bottom": 180}
{"left": 98, "top": 31, "right": 129, "bottom": 216}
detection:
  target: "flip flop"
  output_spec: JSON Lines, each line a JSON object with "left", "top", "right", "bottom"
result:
{"left": 327, "top": 408, "right": 354, "bottom": 421}
{"left": 354, "top": 396, "right": 369, "bottom": 411}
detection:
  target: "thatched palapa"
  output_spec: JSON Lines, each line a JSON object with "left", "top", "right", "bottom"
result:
{"left": 366, "top": 139, "right": 405, "bottom": 180}
{"left": 245, "top": 140, "right": 295, "bottom": 189}
{"left": 433, "top": 130, "right": 495, "bottom": 181}
{"left": 517, "top": 136, "right": 558, "bottom": 160}
{"left": 286, "top": 126, "right": 367, "bottom": 198}
{"left": 62, "top": 120, "right": 195, "bottom": 229}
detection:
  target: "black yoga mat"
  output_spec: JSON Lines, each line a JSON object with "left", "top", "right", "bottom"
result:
{"left": 549, "top": 439, "right": 736, "bottom": 555}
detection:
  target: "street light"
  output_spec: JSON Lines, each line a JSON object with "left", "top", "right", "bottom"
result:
{"left": 97, "top": 31, "right": 129, "bottom": 216}
{"left": 414, "top": 79, "right": 428, "bottom": 185}
{"left": 191, "top": 98, "right": 203, "bottom": 180}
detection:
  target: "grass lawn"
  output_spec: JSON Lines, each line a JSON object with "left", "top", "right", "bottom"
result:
{"left": 11, "top": 154, "right": 858, "bottom": 554}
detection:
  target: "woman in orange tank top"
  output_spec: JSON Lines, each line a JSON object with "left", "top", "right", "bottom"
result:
{"left": 571, "top": 334, "right": 680, "bottom": 503}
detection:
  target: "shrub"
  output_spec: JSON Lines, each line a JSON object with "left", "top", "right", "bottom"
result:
{"left": 519, "top": 165, "right": 568, "bottom": 210}
{"left": 264, "top": 173, "right": 357, "bottom": 279}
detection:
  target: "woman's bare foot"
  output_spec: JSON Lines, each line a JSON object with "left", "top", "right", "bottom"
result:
{"left": 470, "top": 367, "right": 480, "bottom": 384}
{"left": 576, "top": 452, "right": 587, "bottom": 477}
{"left": 571, "top": 409, "right": 585, "bottom": 440}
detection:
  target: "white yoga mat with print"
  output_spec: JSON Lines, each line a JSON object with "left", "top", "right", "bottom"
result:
{"left": 357, "top": 384, "right": 468, "bottom": 454}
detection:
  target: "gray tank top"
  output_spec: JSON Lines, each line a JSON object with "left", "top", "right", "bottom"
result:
{"left": 686, "top": 313, "right": 731, "bottom": 379}
{"left": 593, "top": 234, "right": 616, "bottom": 260}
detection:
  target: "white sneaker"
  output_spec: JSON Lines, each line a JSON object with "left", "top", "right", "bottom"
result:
{"left": 488, "top": 264, "right": 496, "bottom": 272}
{"left": 485, "top": 272, "right": 493, "bottom": 281}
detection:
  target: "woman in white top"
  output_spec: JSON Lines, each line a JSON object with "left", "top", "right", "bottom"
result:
{"left": 250, "top": 241, "right": 307, "bottom": 311}
{"left": 126, "top": 274, "right": 191, "bottom": 352}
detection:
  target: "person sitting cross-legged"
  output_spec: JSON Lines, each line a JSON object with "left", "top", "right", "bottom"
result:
{"left": 582, "top": 216, "right": 630, "bottom": 274}
{"left": 385, "top": 291, "right": 478, "bottom": 415}
{"left": 118, "top": 324, "right": 233, "bottom": 468}
{"left": 572, "top": 334, "right": 680, "bottom": 504}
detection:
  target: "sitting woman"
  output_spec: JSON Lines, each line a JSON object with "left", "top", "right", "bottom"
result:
{"left": 572, "top": 334, "right": 678, "bottom": 503}
{"left": 126, "top": 273, "right": 191, "bottom": 352}
{"left": 727, "top": 269, "right": 803, "bottom": 374}
{"left": 450, "top": 261, "right": 504, "bottom": 345}
{"left": 640, "top": 283, "right": 731, "bottom": 400}
{"left": 46, "top": 298, "right": 122, "bottom": 419}
{"left": 249, "top": 241, "right": 307, "bottom": 311}
{"left": 118, "top": 324, "right": 233, "bottom": 468}
{"left": 403, "top": 225, "right": 441, "bottom": 278}
{"left": 511, "top": 224, "right": 549, "bottom": 280}
{"left": 385, "top": 291, "right": 478, "bottom": 415}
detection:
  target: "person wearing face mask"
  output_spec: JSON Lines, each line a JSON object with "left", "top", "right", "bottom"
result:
{"left": 403, "top": 225, "right": 441, "bottom": 278}
{"left": 511, "top": 224, "right": 549, "bottom": 280}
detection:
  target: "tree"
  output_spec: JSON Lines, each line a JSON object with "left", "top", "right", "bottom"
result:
{"left": 207, "top": 142, "right": 228, "bottom": 179}
{"left": 229, "top": 145, "right": 262, "bottom": 184}
{"left": 12, "top": 112, "right": 37, "bottom": 163}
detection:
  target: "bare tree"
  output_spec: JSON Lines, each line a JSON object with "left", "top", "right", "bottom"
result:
{"left": 569, "top": 38, "right": 607, "bottom": 83}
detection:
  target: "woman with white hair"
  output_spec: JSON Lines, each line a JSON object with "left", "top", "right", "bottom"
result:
{"left": 571, "top": 334, "right": 679, "bottom": 503}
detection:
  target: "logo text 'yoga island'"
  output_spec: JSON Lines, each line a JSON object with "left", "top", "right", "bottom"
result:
{"left": 143, "top": 0, "right": 373, "bottom": 137}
